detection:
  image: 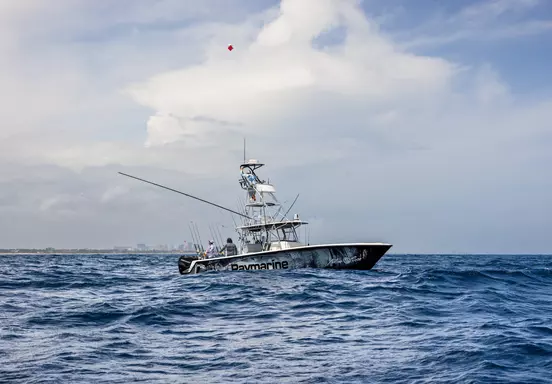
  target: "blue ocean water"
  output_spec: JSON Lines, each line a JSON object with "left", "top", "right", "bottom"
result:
{"left": 1, "top": 254, "right": 551, "bottom": 383}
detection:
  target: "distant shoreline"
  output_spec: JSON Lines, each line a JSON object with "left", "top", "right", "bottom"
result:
{"left": 0, "top": 251, "right": 197, "bottom": 256}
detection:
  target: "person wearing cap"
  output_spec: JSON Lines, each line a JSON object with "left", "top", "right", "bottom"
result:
{"left": 205, "top": 240, "right": 217, "bottom": 259}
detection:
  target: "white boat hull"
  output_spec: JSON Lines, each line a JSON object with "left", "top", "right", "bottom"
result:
{"left": 178, "top": 243, "right": 392, "bottom": 275}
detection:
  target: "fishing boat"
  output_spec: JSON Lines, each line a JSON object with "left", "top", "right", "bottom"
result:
{"left": 119, "top": 158, "right": 392, "bottom": 275}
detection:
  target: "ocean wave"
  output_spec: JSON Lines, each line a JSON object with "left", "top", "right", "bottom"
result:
{"left": 1, "top": 254, "right": 551, "bottom": 383}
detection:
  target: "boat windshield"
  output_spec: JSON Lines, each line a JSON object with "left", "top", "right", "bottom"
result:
{"left": 278, "top": 227, "right": 298, "bottom": 241}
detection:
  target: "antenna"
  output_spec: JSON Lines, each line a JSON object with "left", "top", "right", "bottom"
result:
{"left": 243, "top": 137, "right": 246, "bottom": 163}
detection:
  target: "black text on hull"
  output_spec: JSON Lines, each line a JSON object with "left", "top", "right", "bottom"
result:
{"left": 178, "top": 243, "right": 391, "bottom": 275}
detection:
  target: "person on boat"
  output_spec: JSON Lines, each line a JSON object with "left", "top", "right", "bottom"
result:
{"left": 220, "top": 238, "right": 238, "bottom": 256}
{"left": 240, "top": 167, "right": 257, "bottom": 185}
{"left": 205, "top": 240, "right": 217, "bottom": 259}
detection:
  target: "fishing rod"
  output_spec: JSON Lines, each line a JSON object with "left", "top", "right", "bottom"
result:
{"left": 209, "top": 224, "right": 223, "bottom": 251}
{"left": 188, "top": 222, "right": 200, "bottom": 254}
{"left": 208, "top": 224, "right": 216, "bottom": 247}
{"left": 213, "top": 223, "right": 224, "bottom": 247}
{"left": 188, "top": 223, "right": 196, "bottom": 248}
{"left": 118, "top": 172, "right": 252, "bottom": 219}
{"left": 282, "top": 193, "right": 300, "bottom": 219}
{"left": 192, "top": 221, "right": 204, "bottom": 252}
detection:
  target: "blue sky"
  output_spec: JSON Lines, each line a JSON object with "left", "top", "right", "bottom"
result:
{"left": 0, "top": 0, "right": 551, "bottom": 253}
{"left": 363, "top": 0, "right": 552, "bottom": 95}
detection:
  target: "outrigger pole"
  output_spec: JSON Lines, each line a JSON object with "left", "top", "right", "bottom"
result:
{"left": 118, "top": 172, "right": 252, "bottom": 219}
{"left": 282, "top": 193, "right": 300, "bottom": 219}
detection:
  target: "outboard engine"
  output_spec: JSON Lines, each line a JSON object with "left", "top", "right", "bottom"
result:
{"left": 178, "top": 255, "right": 199, "bottom": 274}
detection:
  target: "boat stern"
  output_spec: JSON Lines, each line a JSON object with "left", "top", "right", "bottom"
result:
{"left": 178, "top": 255, "right": 201, "bottom": 274}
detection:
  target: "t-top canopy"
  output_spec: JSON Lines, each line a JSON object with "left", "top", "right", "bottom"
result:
{"left": 240, "top": 159, "right": 265, "bottom": 168}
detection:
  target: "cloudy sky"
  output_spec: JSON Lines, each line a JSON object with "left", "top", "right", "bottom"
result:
{"left": 1, "top": 0, "right": 551, "bottom": 253}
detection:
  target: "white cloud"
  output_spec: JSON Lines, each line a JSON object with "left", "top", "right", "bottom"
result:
{"left": 0, "top": 0, "right": 551, "bottom": 252}
{"left": 100, "top": 186, "right": 129, "bottom": 203}
{"left": 391, "top": 0, "right": 551, "bottom": 49}
{"left": 458, "top": 0, "right": 539, "bottom": 20}
{"left": 125, "top": 0, "right": 455, "bottom": 150}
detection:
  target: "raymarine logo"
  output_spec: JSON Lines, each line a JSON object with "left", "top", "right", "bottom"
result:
{"left": 231, "top": 260, "right": 289, "bottom": 271}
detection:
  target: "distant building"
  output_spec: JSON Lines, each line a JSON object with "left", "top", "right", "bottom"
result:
{"left": 136, "top": 244, "right": 147, "bottom": 251}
